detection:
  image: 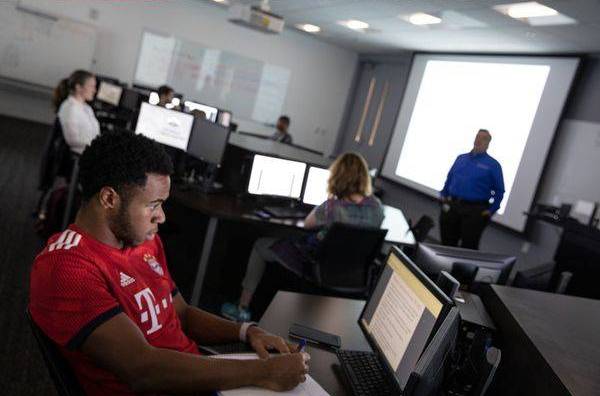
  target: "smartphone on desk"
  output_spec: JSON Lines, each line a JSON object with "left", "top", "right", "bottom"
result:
{"left": 289, "top": 323, "right": 341, "bottom": 349}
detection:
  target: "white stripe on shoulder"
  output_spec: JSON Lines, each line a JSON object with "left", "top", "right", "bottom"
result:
{"left": 63, "top": 233, "right": 82, "bottom": 251}
{"left": 48, "top": 230, "right": 82, "bottom": 252}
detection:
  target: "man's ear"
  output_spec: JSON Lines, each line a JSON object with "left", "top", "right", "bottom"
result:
{"left": 98, "top": 187, "right": 121, "bottom": 210}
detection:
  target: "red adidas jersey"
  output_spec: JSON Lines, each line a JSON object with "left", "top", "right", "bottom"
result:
{"left": 29, "top": 225, "right": 199, "bottom": 396}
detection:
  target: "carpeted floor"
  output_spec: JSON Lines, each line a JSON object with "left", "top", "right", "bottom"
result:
{"left": 0, "top": 115, "right": 57, "bottom": 395}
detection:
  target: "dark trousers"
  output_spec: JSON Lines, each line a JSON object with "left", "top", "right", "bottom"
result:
{"left": 439, "top": 200, "right": 490, "bottom": 250}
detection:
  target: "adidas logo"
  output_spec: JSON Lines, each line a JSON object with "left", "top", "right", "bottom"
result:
{"left": 120, "top": 272, "right": 135, "bottom": 287}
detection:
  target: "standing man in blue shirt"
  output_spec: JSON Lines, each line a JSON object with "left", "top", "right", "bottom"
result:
{"left": 440, "top": 129, "right": 504, "bottom": 249}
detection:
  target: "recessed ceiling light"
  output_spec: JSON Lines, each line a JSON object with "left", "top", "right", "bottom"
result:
{"left": 408, "top": 12, "right": 442, "bottom": 25}
{"left": 296, "top": 24, "right": 321, "bottom": 33}
{"left": 494, "top": 2, "right": 558, "bottom": 19}
{"left": 339, "top": 19, "right": 369, "bottom": 30}
{"left": 493, "top": 2, "right": 576, "bottom": 25}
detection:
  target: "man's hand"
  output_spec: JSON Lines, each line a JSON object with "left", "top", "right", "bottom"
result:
{"left": 255, "top": 353, "right": 310, "bottom": 392}
{"left": 482, "top": 210, "right": 492, "bottom": 217}
{"left": 247, "top": 326, "right": 296, "bottom": 358}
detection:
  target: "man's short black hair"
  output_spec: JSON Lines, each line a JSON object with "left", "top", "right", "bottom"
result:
{"left": 278, "top": 115, "right": 290, "bottom": 125}
{"left": 158, "top": 85, "right": 174, "bottom": 97}
{"left": 79, "top": 131, "right": 173, "bottom": 201}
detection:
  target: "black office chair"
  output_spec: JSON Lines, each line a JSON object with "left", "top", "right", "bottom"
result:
{"left": 512, "top": 262, "right": 573, "bottom": 294}
{"left": 294, "top": 223, "right": 388, "bottom": 298}
{"left": 26, "top": 310, "right": 85, "bottom": 396}
{"left": 408, "top": 215, "right": 435, "bottom": 243}
{"left": 38, "top": 119, "right": 69, "bottom": 191}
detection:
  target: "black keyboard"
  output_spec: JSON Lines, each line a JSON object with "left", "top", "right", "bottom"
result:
{"left": 263, "top": 206, "right": 310, "bottom": 219}
{"left": 336, "top": 350, "right": 397, "bottom": 396}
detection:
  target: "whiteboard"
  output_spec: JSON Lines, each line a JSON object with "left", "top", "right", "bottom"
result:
{"left": 134, "top": 30, "right": 290, "bottom": 125}
{"left": 0, "top": 3, "right": 97, "bottom": 88}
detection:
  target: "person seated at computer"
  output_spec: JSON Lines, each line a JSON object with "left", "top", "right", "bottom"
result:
{"left": 222, "top": 152, "right": 384, "bottom": 322}
{"left": 157, "top": 84, "right": 175, "bottom": 107}
{"left": 54, "top": 69, "right": 100, "bottom": 155}
{"left": 29, "top": 132, "right": 310, "bottom": 395}
{"left": 271, "top": 115, "right": 292, "bottom": 144}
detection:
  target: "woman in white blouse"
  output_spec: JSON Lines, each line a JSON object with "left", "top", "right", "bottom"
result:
{"left": 53, "top": 70, "right": 100, "bottom": 154}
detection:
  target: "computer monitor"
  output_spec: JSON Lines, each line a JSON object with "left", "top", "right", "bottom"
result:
{"left": 217, "top": 110, "right": 232, "bottom": 127}
{"left": 359, "top": 247, "right": 453, "bottom": 392}
{"left": 302, "top": 166, "right": 330, "bottom": 206}
{"left": 247, "top": 154, "right": 306, "bottom": 199}
{"left": 119, "top": 88, "right": 142, "bottom": 112}
{"left": 135, "top": 102, "right": 194, "bottom": 151}
{"left": 95, "top": 81, "right": 123, "bottom": 106}
{"left": 184, "top": 101, "right": 218, "bottom": 122}
{"left": 414, "top": 243, "right": 516, "bottom": 286}
{"left": 408, "top": 307, "right": 460, "bottom": 396}
{"left": 186, "top": 118, "right": 230, "bottom": 165}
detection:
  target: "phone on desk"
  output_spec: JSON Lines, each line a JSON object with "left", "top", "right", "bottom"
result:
{"left": 289, "top": 323, "right": 341, "bottom": 349}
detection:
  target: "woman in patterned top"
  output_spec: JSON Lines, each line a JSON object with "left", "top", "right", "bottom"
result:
{"left": 222, "top": 152, "right": 384, "bottom": 322}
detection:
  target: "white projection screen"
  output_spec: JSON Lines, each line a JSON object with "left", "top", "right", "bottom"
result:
{"left": 382, "top": 54, "right": 579, "bottom": 231}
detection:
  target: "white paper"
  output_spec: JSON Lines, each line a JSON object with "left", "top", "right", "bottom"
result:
{"left": 212, "top": 353, "right": 329, "bottom": 396}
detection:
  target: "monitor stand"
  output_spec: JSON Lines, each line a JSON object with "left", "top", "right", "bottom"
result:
{"left": 196, "top": 163, "right": 221, "bottom": 194}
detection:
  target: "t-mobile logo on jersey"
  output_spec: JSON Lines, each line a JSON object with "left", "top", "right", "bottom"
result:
{"left": 134, "top": 288, "right": 164, "bottom": 335}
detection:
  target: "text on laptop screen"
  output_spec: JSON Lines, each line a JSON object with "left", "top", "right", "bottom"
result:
{"left": 96, "top": 81, "right": 123, "bottom": 106}
{"left": 361, "top": 253, "right": 444, "bottom": 389}
{"left": 135, "top": 102, "right": 194, "bottom": 151}
{"left": 303, "top": 167, "right": 330, "bottom": 206}
{"left": 247, "top": 155, "right": 306, "bottom": 199}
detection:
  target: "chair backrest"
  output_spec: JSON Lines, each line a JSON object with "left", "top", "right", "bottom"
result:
{"left": 38, "top": 118, "right": 68, "bottom": 191}
{"left": 410, "top": 215, "right": 435, "bottom": 243}
{"left": 26, "top": 310, "right": 85, "bottom": 396}
{"left": 314, "top": 222, "right": 387, "bottom": 291}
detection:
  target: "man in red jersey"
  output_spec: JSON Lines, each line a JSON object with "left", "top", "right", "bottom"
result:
{"left": 29, "top": 131, "right": 309, "bottom": 395}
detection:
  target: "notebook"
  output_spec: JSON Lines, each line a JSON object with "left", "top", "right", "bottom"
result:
{"left": 212, "top": 353, "right": 329, "bottom": 396}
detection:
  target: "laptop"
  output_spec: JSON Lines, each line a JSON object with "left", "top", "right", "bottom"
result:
{"left": 336, "top": 246, "right": 454, "bottom": 395}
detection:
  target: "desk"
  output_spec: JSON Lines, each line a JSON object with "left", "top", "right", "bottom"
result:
{"left": 483, "top": 285, "right": 600, "bottom": 396}
{"left": 525, "top": 213, "right": 600, "bottom": 299}
{"left": 170, "top": 188, "right": 416, "bottom": 306}
{"left": 258, "top": 291, "right": 370, "bottom": 396}
{"left": 228, "top": 133, "right": 331, "bottom": 167}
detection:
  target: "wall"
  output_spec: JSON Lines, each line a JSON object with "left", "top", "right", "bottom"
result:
{"left": 340, "top": 54, "right": 600, "bottom": 272}
{"left": 0, "top": 0, "right": 358, "bottom": 154}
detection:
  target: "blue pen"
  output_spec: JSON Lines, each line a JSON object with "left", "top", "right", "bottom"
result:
{"left": 297, "top": 339, "right": 307, "bottom": 353}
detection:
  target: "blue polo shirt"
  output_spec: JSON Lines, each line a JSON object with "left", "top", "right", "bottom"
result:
{"left": 440, "top": 152, "right": 505, "bottom": 213}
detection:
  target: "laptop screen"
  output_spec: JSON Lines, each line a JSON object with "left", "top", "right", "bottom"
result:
{"left": 360, "top": 248, "right": 451, "bottom": 390}
{"left": 302, "top": 166, "right": 330, "bottom": 206}
{"left": 247, "top": 154, "right": 306, "bottom": 199}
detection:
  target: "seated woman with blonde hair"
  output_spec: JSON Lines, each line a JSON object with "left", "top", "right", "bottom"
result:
{"left": 222, "top": 152, "right": 384, "bottom": 321}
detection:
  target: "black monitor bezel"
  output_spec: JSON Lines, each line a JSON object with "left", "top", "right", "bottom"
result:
{"left": 418, "top": 243, "right": 516, "bottom": 285}
{"left": 358, "top": 246, "right": 454, "bottom": 393}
